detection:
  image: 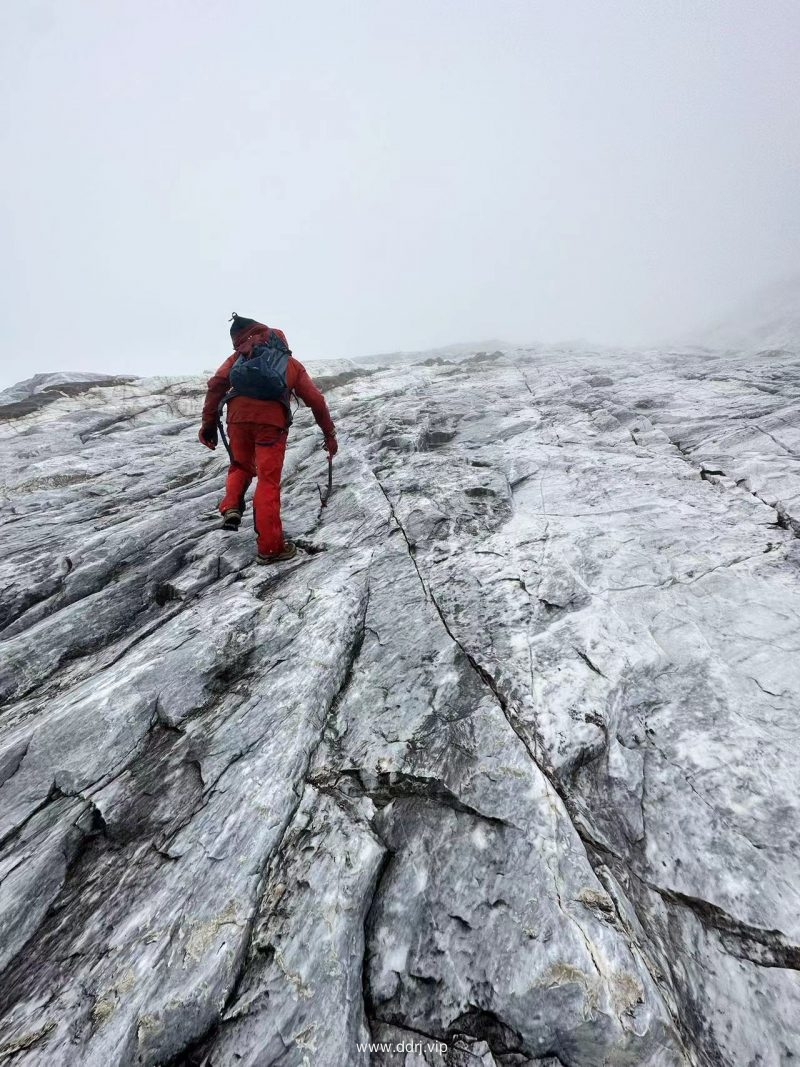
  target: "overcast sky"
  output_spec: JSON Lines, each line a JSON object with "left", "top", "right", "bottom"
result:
{"left": 1, "top": 1, "right": 799, "bottom": 388}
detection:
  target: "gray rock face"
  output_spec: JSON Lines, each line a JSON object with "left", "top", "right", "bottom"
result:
{"left": 0, "top": 373, "right": 139, "bottom": 419}
{"left": 0, "top": 349, "right": 798, "bottom": 1066}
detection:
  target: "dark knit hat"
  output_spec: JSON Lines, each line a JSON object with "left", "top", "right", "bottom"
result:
{"left": 229, "top": 313, "right": 259, "bottom": 341}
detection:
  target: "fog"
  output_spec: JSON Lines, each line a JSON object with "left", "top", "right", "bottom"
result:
{"left": 1, "top": 1, "right": 799, "bottom": 389}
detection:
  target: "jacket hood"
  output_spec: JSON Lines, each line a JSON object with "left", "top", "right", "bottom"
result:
{"left": 233, "top": 324, "right": 273, "bottom": 357}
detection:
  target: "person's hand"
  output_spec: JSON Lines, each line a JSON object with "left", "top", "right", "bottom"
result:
{"left": 199, "top": 424, "right": 218, "bottom": 450}
{"left": 324, "top": 433, "right": 338, "bottom": 457}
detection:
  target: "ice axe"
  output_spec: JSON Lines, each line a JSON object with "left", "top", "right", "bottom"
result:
{"left": 317, "top": 452, "right": 333, "bottom": 508}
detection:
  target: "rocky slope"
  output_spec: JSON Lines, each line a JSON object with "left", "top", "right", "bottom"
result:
{"left": 0, "top": 347, "right": 799, "bottom": 1067}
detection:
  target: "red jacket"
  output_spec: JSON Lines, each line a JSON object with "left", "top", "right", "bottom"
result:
{"left": 201, "top": 324, "right": 335, "bottom": 436}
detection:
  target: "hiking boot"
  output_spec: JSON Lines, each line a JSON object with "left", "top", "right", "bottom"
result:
{"left": 221, "top": 509, "right": 242, "bottom": 531}
{"left": 256, "top": 541, "right": 298, "bottom": 565}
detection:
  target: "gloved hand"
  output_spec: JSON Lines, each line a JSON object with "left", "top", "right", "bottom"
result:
{"left": 324, "top": 433, "right": 338, "bottom": 457}
{"left": 199, "top": 424, "right": 218, "bottom": 450}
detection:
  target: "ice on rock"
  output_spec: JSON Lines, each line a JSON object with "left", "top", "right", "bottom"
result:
{"left": 0, "top": 345, "right": 799, "bottom": 1065}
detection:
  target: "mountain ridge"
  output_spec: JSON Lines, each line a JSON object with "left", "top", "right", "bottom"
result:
{"left": 689, "top": 273, "right": 800, "bottom": 352}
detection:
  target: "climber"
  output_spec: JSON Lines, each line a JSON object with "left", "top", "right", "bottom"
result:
{"left": 198, "top": 314, "right": 337, "bottom": 563}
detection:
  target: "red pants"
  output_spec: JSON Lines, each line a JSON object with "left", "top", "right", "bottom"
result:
{"left": 219, "top": 422, "right": 288, "bottom": 555}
